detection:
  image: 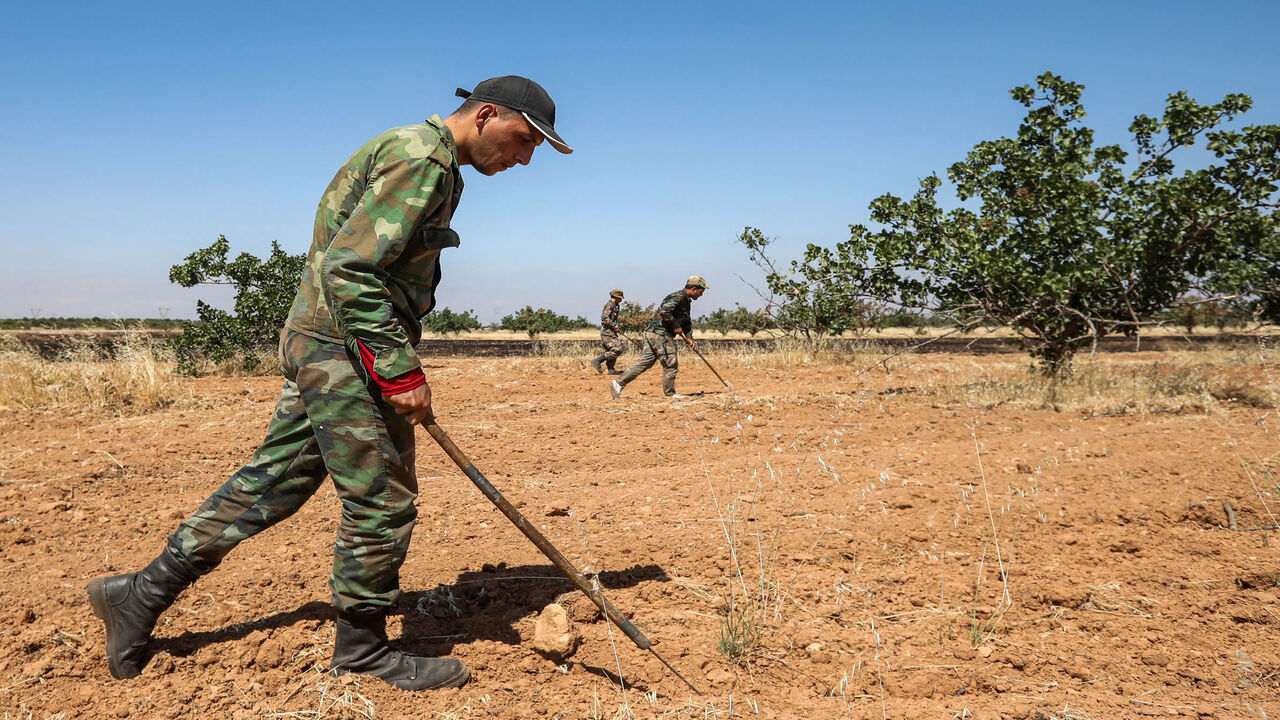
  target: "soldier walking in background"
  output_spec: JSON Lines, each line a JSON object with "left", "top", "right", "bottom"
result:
{"left": 611, "top": 276, "right": 708, "bottom": 399}
{"left": 590, "top": 289, "right": 625, "bottom": 374}
{"left": 85, "top": 76, "right": 572, "bottom": 691}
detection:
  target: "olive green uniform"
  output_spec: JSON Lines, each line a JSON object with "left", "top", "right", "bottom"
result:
{"left": 167, "top": 116, "right": 462, "bottom": 613}
{"left": 599, "top": 299, "right": 625, "bottom": 366}
{"left": 615, "top": 290, "right": 692, "bottom": 396}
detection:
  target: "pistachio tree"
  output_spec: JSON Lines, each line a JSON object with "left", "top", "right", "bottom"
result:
{"left": 746, "top": 73, "right": 1280, "bottom": 373}
{"left": 168, "top": 235, "right": 304, "bottom": 374}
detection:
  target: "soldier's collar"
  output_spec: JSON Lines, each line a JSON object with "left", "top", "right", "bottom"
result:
{"left": 425, "top": 114, "right": 459, "bottom": 165}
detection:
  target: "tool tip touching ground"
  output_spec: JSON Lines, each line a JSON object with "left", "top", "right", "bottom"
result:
{"left": 650, "top": 647, "right": 702, "bottom": 695}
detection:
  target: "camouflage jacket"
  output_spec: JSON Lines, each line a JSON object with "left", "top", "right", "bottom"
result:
{"left": 600, "top": 300, "right": 620, "bottom": 337}
{"left": 285, "top": 115, "right": 463, "bottom": 379}
{"left": 646, "top": 290, "right": 693, "bottom": 339}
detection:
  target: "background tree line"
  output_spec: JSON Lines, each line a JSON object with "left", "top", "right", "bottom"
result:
{"left": 158, "top": 72, "right": 1276, "bottom": 377}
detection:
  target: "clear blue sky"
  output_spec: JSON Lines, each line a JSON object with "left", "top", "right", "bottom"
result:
{"left": 2, "top": 1, "right": 1277, "bottom": 322}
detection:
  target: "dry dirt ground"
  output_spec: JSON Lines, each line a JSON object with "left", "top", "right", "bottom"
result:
{"left": 2, "top": 350, "right": 1279, "bottom": 720}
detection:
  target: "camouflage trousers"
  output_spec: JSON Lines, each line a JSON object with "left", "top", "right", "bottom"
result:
{"left": 166, "top": 328, "right": 418, "bottom": 613}
{"left": 600, "top": 334, "right": 625, "bottom": 362}
{"left": 616, "top": 331, "right": 679, "bottom": 396}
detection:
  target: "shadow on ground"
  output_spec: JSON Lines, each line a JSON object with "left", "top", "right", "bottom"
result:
{"left": 149, "top": 562, "right": 670, "bottom": 665}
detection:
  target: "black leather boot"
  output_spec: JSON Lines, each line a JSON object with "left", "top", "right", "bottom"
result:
{"left": 606, "top": 358, "right": 621, "bottom": 375}
{"left": 331, "top": 609, "right": 469, "bottom": 690}
{"left": 86, "top": 551, "right": 197, "bottom": 679}
{"left": 590, "top": 355, "right": 605, "bottom": 373}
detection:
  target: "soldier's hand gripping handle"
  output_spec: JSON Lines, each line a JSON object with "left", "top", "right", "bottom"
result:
{"left": 386, "top": 383, "right": 433, "bottom": 425}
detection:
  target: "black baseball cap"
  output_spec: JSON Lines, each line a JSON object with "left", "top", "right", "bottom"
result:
{"left": 455, "top": 75, "right": 573, "bottom": 154}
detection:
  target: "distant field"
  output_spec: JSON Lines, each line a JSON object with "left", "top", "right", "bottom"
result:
{"left": 4, "top": 325, "right": 1278, "bottom": 361}
{"left": 0, "top": 318, "right": 181, "bottom": 330}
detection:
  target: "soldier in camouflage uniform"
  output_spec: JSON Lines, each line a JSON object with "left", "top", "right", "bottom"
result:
{"left": 610, "top": 276, "right": 708, "bottom": 398}
{"left": 590, "top": 289, "right": 625, "bottom": 374}
{"left": 86, "top": 76, "right": 572, "bottom": 691}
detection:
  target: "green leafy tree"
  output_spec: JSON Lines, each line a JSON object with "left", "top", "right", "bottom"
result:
{"left": 726, "top": 303, "right": 772, "bottom": 336}
{"left": 1206, "top": 231, "right": 1280, "bottom": 322}
{"left": 699, "top": 308, "right": 733, "bottom": 336}
{"left": 745, "top": 73, "right": 1280, "bottom": 373}
{"left": 698, "top": 305, "right": 774, "bottom": 336}
{"left": 422, "top": 307, "right": 482, "bottom": 335}
{"left": 168, "top": 235, "right": 305, "bottom": 375}
{"left": 616, "top": 301, "right": 655, "bottom": 335}
{"left": 738, "top": 228, "right": 884, "bottom": 339}
{"left": 567, "top": 315, "right": 595, "bottom": 330}
{"left": 498, "top": 306, "right": 579, "bottom": 337}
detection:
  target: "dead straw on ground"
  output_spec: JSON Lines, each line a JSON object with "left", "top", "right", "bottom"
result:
{"left": 921, "top": 344, "right": 1279, "bottom": 415}
{"left": 0, "top": 330, "right": 188, "bottom": 415}
{"left": 697, "top": 335, "right": 1280, "bottom": 415}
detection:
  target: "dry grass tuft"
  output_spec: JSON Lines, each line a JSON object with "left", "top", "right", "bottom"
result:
{"left": 196, "top": 347, "right": 279, "bottom": 377}
{"left": 707, "top": 488, "right": 784, "bottom": 665}
{"left": 1, "top": 707, "right": 68, "bottom": 720}
{"left": 1033, "top": 706, "right": 1093, "bottom": 720}
{"left": 589, "top": 689, "right": 757, "bottom": 719}
{"left": 0, "top": 331, "right": 187, "bottom": 415}
{"left": 924, "top": 347, "right": 1280, "bottom": 414}
{"left": 529, "top": 339, "right": 597, "bottom": 370}
{"left": 713, "top": 336, "right": 890, "bottom": 371}
{"left": 1081, "top": 582, "right": 1156, "bottom": 618}
{"left": 268, "top": 668, "right": 377, "bottom": 720}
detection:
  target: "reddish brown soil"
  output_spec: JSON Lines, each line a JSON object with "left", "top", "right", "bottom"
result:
{"left": 2, "top": 354, "right": 1278, "bottom": 719}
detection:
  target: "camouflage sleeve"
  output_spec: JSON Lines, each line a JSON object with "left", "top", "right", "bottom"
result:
{"left": 321, "top": 157, "right": 449, "bottom": 379}
{"left": 657, "top": 292, "right": 681, "bottom": 335}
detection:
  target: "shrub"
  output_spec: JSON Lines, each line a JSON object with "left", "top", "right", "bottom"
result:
{"left": 168, "top": 235, "right": 304, "bottom": 375}
{"left": 422, "top": 307, "right": 482, "bottom": 335}
{"left": 498, "top": 306, "right": 584, "bottom": 337}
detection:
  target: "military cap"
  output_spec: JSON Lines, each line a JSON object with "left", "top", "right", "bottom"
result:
{"left": 610, "top": 289, "right": 624, "bottom": 299}
{"left": 686, "top": 275, "right": 709, "bottom": 289}
{"left": 456, "top": 75, "right": 573, "bottom": 154}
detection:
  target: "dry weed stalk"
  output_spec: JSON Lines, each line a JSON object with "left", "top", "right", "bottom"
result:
{"left": 681, "top": 415, "right": 783, "bottom": 665}
{"left": 1238, "top": 456, "right": 1280, "bottom": 532}
{"left": 709, "top": 487, "right": 775, "bottom": 662}
{"left": 965, "top": 425, "right": 1014, "bottom": 648}
{"left": 592, "top": 572, "right": 634, "bottom": 714}
{"left": 824, "top": 581, "right": 889, "bottom": 717}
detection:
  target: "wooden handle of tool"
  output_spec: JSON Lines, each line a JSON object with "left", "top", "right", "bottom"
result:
{"left": 423, "top": 420, "right": 652, "bottom": 650}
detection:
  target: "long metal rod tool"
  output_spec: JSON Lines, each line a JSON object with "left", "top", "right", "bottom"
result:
{"left": 617, "top": 331, "right": 645, "bottom": 349}
{"left": 691, "top": 344, "right": 733, "bottom": 390}
{"left": 423, "top": 418, "right": 702, "bottom": 695}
